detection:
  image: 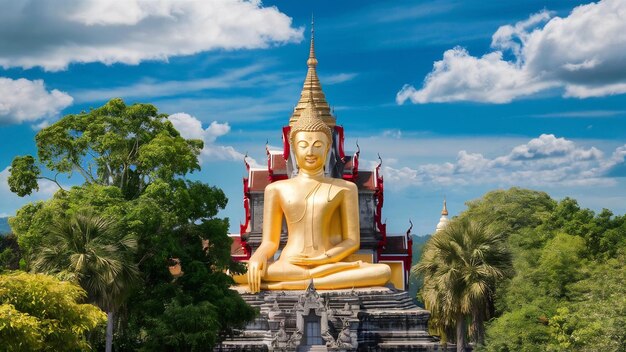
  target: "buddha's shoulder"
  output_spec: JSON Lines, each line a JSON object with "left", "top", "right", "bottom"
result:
{"left": 326, "top": 177, "right": 358, "bottom": 192}
{"left": 264, "top": 179, "right": 299, "bottom": 192}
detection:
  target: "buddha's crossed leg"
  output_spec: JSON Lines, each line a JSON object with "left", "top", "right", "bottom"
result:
{"left": 262, "top": 260, "right": 391, "bottom": 290}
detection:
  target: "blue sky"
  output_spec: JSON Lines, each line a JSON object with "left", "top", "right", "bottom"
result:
{"left": 1, "top": 0, "right": 625, "bottom": 236}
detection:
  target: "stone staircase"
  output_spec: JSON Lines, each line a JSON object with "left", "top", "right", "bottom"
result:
{"left": 298, "top": 346, "right": 328, "bottom": 352}
{"left": 359, "top": 290, "right": 417, "bottom": 310}
{"left": 241, "top": 292, "right": 265, "bottom": 308}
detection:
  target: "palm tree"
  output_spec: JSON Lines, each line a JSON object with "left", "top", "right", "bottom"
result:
{"left": 32, "top": 211, "right": 139, "bottom": 352}
{"left": 414, "top": 218, "right": 512, "bottom": 351}
{"left": 418, "top": 247, "right": 457, "bottom": 346}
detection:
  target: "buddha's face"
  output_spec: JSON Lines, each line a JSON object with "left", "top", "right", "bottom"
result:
{"left": 294, "top": 131, "right": 330, "bottom": 173}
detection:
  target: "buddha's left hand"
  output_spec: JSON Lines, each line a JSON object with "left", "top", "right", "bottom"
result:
{"left": 288, "top": 253, "right": 331, "bottom": 266}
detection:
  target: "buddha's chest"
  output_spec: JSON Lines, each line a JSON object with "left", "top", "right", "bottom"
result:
{"left": 280, "top": 182, "right": 344, "bottom": 223}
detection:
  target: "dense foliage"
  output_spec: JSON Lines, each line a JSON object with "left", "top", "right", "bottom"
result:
{"left": 7, "top": 98, "right": 255, "bottom": 350}
{"left": 423, "top": 188, "right": 626, "bottom": 351}
{"left": 0, "top": 233, "right": 20, "bottom": 270}
{"left": 0, "top": 271, "right": 106, "bottom": 351}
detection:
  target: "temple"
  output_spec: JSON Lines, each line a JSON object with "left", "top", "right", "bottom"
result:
{"left": 222, "top": 21, "right": 445, "bottom": 352}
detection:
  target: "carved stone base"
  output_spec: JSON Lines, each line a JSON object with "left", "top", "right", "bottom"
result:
{"left": 216, "top": 285, "right": 448, "bottom": 352}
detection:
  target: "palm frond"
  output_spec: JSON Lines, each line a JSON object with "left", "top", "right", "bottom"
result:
{"left": 31, "top": 210, "right": 140, "bottom": 312}
{"left": 413, "top": 217, "right": 513, "bottom": 341}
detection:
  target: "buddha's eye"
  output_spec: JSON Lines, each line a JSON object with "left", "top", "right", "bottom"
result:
{"left": 313, "top": 141, "right": 323, "bottom": 148}
{"left": 298, "top": 141, "right": 309, "bottom": 148}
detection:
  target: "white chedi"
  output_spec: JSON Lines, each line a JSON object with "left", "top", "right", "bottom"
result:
{"left": 435, "top": 198, "right": 449, "bottom": 233}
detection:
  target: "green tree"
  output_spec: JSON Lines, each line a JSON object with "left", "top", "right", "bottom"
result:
{"left": 0, "top": 271, "right": 106, "bottom": 351}
{"left": 414, "top": 218, "right": 512, "bottom": 351}
{"left": 462, "top": 187, "right": 556, "bottom": 238}
{"left": 31, "top": 211, "right": 138, "bottom": 352}
{"left": 8, "top": 98, "right": 255, "bottom": 350}
{"left": 482, "top": 304, "right": 552, "bottom": 352}
{"left": 537, "top": 233, "right": 586, "bottom": 299}
{"left": 7, "top": 155, "right": 45, "bottom": 197}
{"left": 0, "top": 233, "right": 21, "bottom": 270}
{"left": 463, "top": 188, "right": 626, "bottom": 352}
{"left": 546, "top": 254, "right": 626, "bottom": 351}
{"left": 140, "top": 301, "right": 220, "bottom": 352}
{"left": 8, "top": 98, "right": 202, "bottom": 199}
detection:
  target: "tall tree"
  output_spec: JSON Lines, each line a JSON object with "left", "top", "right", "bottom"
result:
{"left": 414, "top": 218, "right": 513, "bottom": 351}
{"left": 8, "top": 98, "right": 255, "bottom": 350}
{"left": 9, "top": 98, "right": 202, "bottom": 199}
{"left": 31, "top": 211, "right": 138, "bottom": 352}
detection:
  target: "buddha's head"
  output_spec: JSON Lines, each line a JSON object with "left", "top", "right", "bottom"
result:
{"left": 290, "top": 106, "right": 332, "bottom": 173}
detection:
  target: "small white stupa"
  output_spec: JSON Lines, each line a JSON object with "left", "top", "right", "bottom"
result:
{"left": 435, "top": 198, "right": 449, "bottom": 233}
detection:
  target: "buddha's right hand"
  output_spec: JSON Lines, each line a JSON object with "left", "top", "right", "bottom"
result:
{"left": 247, "top": 254, "right": 267, "bottom": 293}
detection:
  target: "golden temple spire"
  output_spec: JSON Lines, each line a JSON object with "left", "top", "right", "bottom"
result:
{"left": 307, "top": 14, "right": 317, "bottom": 68}
{"left": 289, "top": 15, "right": 336, "bottom": 128}
{"left": 441, "top": 197, "right": 448, "bottom": 216}
{"left": 289, "top": 78, "right": 332, "bottom": 146}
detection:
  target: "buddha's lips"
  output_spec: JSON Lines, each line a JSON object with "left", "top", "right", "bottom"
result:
{"left": 305, "top": 157, "right": 317, "bottom": 163}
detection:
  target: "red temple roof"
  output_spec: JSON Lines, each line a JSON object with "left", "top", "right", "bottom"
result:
{"left": 269, "top": 151, "right": 287, "bottom": 175}
{"left": 248, "top": 169, "right": 270, "bottom": 192}
{"left": 354, "top": 171, "right": 377, "bottom": 191}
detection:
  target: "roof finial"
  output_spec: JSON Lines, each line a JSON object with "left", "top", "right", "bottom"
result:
{"left": 441, "top": 196, "right": 448, "bottom": 216}
{"left": 307, "top": 14, "right": 317, "bottom": 68}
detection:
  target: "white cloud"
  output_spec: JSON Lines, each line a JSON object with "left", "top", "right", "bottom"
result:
{"left": 346, "top": 134, "right": 533, "bottom": 162}
{"left": 396, "top": 47, "right": 557, "bottom": 103}
{"left": 72, "top": 64, "right": 287, "bottom": 102}
{"left": 397, "top": 0, "right": 626, "bottom": 104}
{"left": 321, "top": 73, "right": 358, "bottom": 85}
{"left": 381, "top": 134, "right": 626, "bottom": 189}
{"left": 0, "top": 0, "right": 303, "bottom": 71}
{"left": 0, "top": 77, "right": 73, "bottom": 125}
{"left": 382, "top": 129, "right": 402, "bottom": 139}
{"left": 154, "top": 88, "right": 299, "bottom": 123}
{"left": 604, "top": 146, "right": 626, "bottom": 170}
{"left": 168, "top": 112, "right": 261, "bottom": 167}
{"left": 529, "top": 110, "right": 626, "bottom": 118}
{"left": 564, "top": 83, "right": 626, "bottom": 99}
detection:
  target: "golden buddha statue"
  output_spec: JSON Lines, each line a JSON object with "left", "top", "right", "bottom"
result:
{"left": 241, "top": 106, "right": 391, "bottom": 293}
{"left": 235, "top": 20, "right": 391, "bottom": 293}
